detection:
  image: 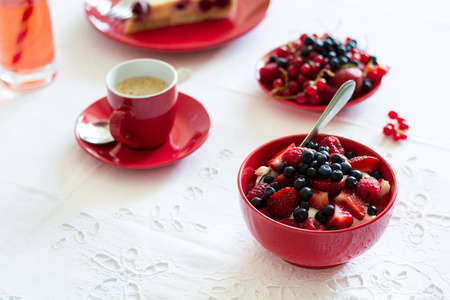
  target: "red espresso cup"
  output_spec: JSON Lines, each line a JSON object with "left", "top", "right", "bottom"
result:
{"left": 106, "top": 59, "right": 178, "bottom": 150}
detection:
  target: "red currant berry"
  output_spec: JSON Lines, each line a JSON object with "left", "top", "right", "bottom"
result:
{"left": 276, "top": 46, "right": 289, "bottom": 58}
{"left": 300, "top": 63, "right": 311, "bottom": 76}
{"left": 392, "top": 133, "right": 400, "bottom": 141}
{"left": 308, "top": 94, "right": 320, "bottom": 105}
{"left": 306, "top": 85, "right": 318, "bottom": 96}
{"left": 297, "top": 74, "right": 308, "bottom": 84}
{"left": 399, "top": 133, "right": 407, "bottom": 140}
{"left": 295, "top": 92, "right": 308, "bottom": 104}
{"left": 360, "top": 52, "right": 370, "bottom": 64}
{"left": 383, "top": 124, "right": 394, "bottom": 135}
{"left": 273, "top": 78, "right": 284, "bottom": 88}
{"left": 378, "top": 67, "right": 388, "bottom": 77}
{"left": 388, "top": 111, "right": 398, "bottom": 119}
{"left": 367, "top": 69, "right": 382, "bottom": 81}
{"left": 293, "top": 57, "right": 304, "bottom": 67}
{"left": 287, "top": 65, "right": 299, "bottom": 79}
{"left": 311, "top": 62, "right": 321, "bottom": 75}
{"left": 316, "top": 78, "right": 327, "bottom": 90}
{"left": 300, "top": 33, "right": 308, "bottom": 42}
{"left": 398, "top": 122, "right": 409, "bottom": 131}
{"left": 281, "top": 88, "right": 291, "bottom": 97}
{"left": 288, "top": 80, "right": 300, "bottom": 94}
{"left": 313, "top": 54, "right": 324, "bottom": 65}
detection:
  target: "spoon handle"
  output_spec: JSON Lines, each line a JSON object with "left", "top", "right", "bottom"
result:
{"left": 299, "top": 80, "right": 356, "bottom": 147}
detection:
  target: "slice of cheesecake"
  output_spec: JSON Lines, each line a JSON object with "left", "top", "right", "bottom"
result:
{"left": 124, "top": 0, "right": 237, "bottom": 34}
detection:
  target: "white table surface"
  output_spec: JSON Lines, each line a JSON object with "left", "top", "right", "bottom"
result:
{"left": 1, "top": 0, "right": 450, "bottom": 299}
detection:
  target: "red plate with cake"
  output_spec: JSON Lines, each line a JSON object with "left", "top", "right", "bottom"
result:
{"left": 85, "top": 0, "right": 270, "bottom": 52}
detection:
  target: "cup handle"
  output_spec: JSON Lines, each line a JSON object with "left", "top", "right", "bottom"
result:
{"left": 109, "top": 107, "right": 140, "bottom": 149}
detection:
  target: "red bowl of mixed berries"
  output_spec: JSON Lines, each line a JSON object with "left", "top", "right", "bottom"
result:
{"left": 256, "top": 34, "right": 389, "bottom": 111}
{"left": 237, "top": 133, "right": 397, "bottom": 269}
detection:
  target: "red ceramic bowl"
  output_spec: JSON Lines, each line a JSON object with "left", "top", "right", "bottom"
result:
{"left": 238, "top": 133, "right": 398, "bottom": 269}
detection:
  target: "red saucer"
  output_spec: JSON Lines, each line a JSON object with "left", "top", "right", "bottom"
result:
{"left": 75, "top": 93, "right": 210, "bottom": 169}
{"left": 256, "top": 48, "right": 382, "bottom": 111}
{"left": 84, "top": 0, "right": 270, "bottom": 52}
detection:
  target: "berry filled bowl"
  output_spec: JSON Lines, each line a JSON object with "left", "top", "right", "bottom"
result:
{"left": 237, "top": 133, "right": 397, "bottom": 269}
{"left": 256, "top": 34, "right": 388, "bottom": 111}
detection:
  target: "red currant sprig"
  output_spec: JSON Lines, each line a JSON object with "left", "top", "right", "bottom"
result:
{"left": 383, "top": 111, "right": 409, "bottom": 141}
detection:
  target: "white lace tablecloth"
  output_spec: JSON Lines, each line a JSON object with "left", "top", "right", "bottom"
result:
{"left": 1, "top": 0, "right": 449, "bottom": 299}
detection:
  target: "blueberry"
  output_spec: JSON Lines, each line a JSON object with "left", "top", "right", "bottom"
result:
{"left": 309, "top": 160, "right": 320, "bottom": 170}
{"left": 341, "top": 161, "right": 352, "bottom": 175}
{"left": 293, "top": 177, "right": 307, "bottom": 191}
{"left": 263, "top": 186, "right": 276, "bottom": 200}
{"left": 345, "top": 176, "right": 358, "bottom": 189}
{"left": 327, "top": 51, "right": 337, "bottom": 58}
{"left": 306, "top": 167, "right": 317, "bottom": 178}
{"left": 293, "top": 208, "right": 309, "bottom": 223}
{"left": 277, "top": 161, "right": 289, "bottom": 174}
{"left": 329, "top": 57, "right": 339, "bottom": 69}
{"left": 368, "top": 205, "right": 377, "bottom": 216}
{"left": 299, "top": 187, "right": 313, "bottom": 201}
{"left": 301, "top": 150, "right": 315, "bottom": 164}
{"left": 301, "top": 46, "right": 312, "bottom": 56}
{"left": 351, "top": 170, "right": 363, "bottom": 181}
{"left": 322, "top": 204, "right": 335, "bottom": 217}
{"left": 371, "top": 170, "right": 383, "bottom": 180}
{"left": 306, "top": 141, "right": 319, "bottom": 150}
{"left": 315, "top": 152, "right": 328, "bottom": 165}
{"left": 317, "top": 165, "right": 332, "bottom": 179}
{"left": 270, "top": 181, "right": 281, "bottom": 191}
{"left": 330, "top": 170, "right": 344, "bottom": 182}
{"left": 320, "top": 151, "right": 330, "bottom": 161}
{"left": 331, "top": 153, "right": 344, "bottom": 164}
{"left": 345, "top": 151, "right": 357, "bottom": 159}
{"left": 313, "top": 40, "right": 324, "bottom": 53}
{"left": 323, "top": 39, "right": 333, "bottom": 51}
{"left": 277, "top": 58, "right": 288, "bottom": 69}
{"left": 336, "top": 44, "right": 346, "bottom": 54}
{"left": 300, "top": 201, "right": 310, "bottom": 210}
{"left": 297, "top": 163, "right": 309, "bottom": 175}
{"left": 370, "top": 55, "right": 378, "bottom": 64}
{"left": 268, "top": 55, "right": 277, "bottom": 63}
{"left": 250, "top": 197, "right": 265, "bottom": 209}
{"left": 327, "top": 226, "right": 338, "bottom": 231}
{"left": 318, "top": 146, "right": 330, "bottom": 153}
{"left": 263, "top": 176, "right": 274, "bottom": 184}
{"left": 339, "top": 56, "right": 349, "bottom": 65}
{"left": 361, "top": 78, "right": 372, "bottom": 93}
{"left": 331, "top": 163, "right": 342, "bottom": 171}
{"left": 315, "top": 211, "right": 328, "bottom": 224}
{"left": 304, "top": 35, "right": 314, "bottom": 46}
{"left": 283, "top": 166, "right": 296, "bottom": 179}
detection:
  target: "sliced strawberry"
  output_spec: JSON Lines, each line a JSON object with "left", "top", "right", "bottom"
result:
{"left": 273, "top": 174, "right": 295, "bottom": 188}
{"left": 246, "top": 183, "right": 270, "bottom": 201}
{"left": 278, "top": 219, "right": 301, "bottom": 228}
{"left": 268, "top": 143, "right": 296, "bottom": 171}
{"left": 267, "top": 187, "right": 300, "bottom": 219}
{"left": 281, "top": 147, "right": 308, "bottom": 167}
{"left": 375, "top": 179, "right": 391, "bottom": 212}
{"left": 302, "top": 217, "right": 326, "bottom": 230}
{"left": 319, "top": 136, "right": 345, "bottom": 154}
{"left": 348, "top": 156, "right": 381, "bottom": 174}
{"left": 309, "top": 176, "right": 346, "bottom": 197}
{"left": 355, "top": 176, "right": 381, "bottom": 204}
{"left": 308, "top": 188, "right": 329, "bottom": 210}
{"left": 326, "top": 204, "right": 354, "bottom": 229}
{"left": 331, "top": 189, "right": 366, "bottom": 220}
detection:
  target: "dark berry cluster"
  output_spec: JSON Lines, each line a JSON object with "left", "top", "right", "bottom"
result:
{"left": 258, "top": 33, "right": 389, "bottom": 106}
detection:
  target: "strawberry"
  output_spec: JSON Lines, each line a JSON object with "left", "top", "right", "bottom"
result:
{"left": 317, "top": 83, "right": 338, "bottom": 104}
{"left": 308, "top": 188, "right": 329, "bottom": 210}
{"left": 246, "top": 183, "right": 269, "bottom": 201}
{"left": 326, "top": 205, "right": 354, "bottom": 229}
{"left": 302, "top": 217, "right": 326, "bottom": 230}
{"left": 259, "top": 62, "right": 281, "bottom": 84}
{"left": 319, "top": 136, "right": 345, "bottom": 155}
{"left": 281, "top": 147, "right": 308, "bottom": 167}
{"left": 268, "top": 143, "right": 296, "bottom": 171}
{"left": 328, "top": 67, "right": 363, "bottom": 96}
{"left": 374, "top": 179, "right": 391, "bottom": 211}
{"left": 355, "top": 176, "right": 381, "bottom": 204}
{"left": 259, "top": 206, "right": 272, "bottom": 218}
{"left": 273, "top": 174, "right": 295, "bottom": 188}
{"left": 331, "top": 189, "right": 366, "bottom": 220}
{"left": 348, "top": 156, "right": 381, "bottom": 174}
{"left": 278, "top": 219, "right": 301, "bottom": 228}
{"left": 309, "top": 176, "right": 346, "bottom": 197}
{"left": 267, "top": 187, "right": 300, "bottom": 219}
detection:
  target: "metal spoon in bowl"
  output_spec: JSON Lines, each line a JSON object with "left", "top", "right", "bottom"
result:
{"left": 79, "top": 68, "right": 192, "bottom": 145}
{"left": 299, "top": 79, "right": 355, "bottom": 147}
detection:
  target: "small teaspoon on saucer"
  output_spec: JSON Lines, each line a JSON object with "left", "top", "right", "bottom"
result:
{"left": 299, "top": 80, "right": 356, "bottom": 147}
{"left": 79, "top": 68, "right": 192, "bottom": 145}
